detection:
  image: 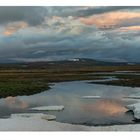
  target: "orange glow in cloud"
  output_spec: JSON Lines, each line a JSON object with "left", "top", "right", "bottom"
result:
{"left": 3, "top": 21, "right": 28, "bottom": 36}
{"left": 80, "top": 11, "right": 140, "bottom": 29}
{"left": 119, "top": 26, "right": 140, "bottom": 32}
{"left": 82, "top": 100, "right": 127, "bottom": 116}
{"left": 5, "top": 96, "right": 28, "bottom": 109}
{"left": 95, "top": 100, "right": 127, "bottom": 116}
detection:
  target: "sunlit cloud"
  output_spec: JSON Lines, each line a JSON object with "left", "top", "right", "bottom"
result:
{"left": 3, "top": 21, "right": 28, "bottom": 36}
{"left": 82, "top": 100, "right": 127, "bottom": 116}
{"left": 95, "top": 100, "right": 127, "bottom": 116}
{"left": 80, "top": 11, "right": 140, "bottom": 29}
{"left": 5, "top": 96, "right": 28, "bottom": 109}
{"left": 0, "top": 7, "right": 140, "bottom": 63}
{"left": 119, "top": 26, "right": 140, "bottom": 32}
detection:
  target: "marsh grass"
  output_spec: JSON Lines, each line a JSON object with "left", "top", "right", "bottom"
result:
{"left": 0, "top": 64, "right": 140, "bottom": 97}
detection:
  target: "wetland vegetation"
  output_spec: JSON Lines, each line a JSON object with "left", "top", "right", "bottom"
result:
{"left": 0, "top": 59, "right": 140, "bottom": 97}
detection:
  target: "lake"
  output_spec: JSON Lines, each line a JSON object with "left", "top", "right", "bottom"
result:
{"left": 0, "top": 80, "right": 139, "bottom": 126}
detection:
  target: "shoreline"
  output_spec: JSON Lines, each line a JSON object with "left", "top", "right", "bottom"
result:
{"left": 0, "top": 113, "right": 139, "bottom": 131}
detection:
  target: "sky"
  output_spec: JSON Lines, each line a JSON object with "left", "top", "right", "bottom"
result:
{"left": 1, "top": 6, "right": 140, "bottom": 63}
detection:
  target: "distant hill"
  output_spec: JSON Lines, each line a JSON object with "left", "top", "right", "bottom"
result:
{"left": 0, "top": 58, "right": 137, "bottom": 70}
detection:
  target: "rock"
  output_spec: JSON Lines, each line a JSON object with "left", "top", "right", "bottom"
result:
{"left": 123, "top": 96, "right": 140, "bottom": 99}
{"left": 126, "top": 103, "right": 140, "bottom": 119}
{"left": 41, "top": 115, "right": 56, "bottom": 121}
{"left": 30, "top": 105, "right": 64, "bottom": 111}
{"left": 11, "top": 113, "right": 56, "bottom": 121}
{"left": 81, "top": 96, "right": 101, "bottom": 99}
{"left": 11, "top": 113, "right": 43, "bottom": 118}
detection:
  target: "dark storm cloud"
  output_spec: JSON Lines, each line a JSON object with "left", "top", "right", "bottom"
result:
{"left": 1, "top": 7, "right": 140, "bottom": 62}
{"left": 40, "top": 6, "right": 140, "bottom": 17}
{"left": 76, "top": 7, "right": 129, "bottom": 17}
{"left": 0, "top": 7, "right": 47, "bottom": 26}
{"left": 1, "top": 29, "right": 140, "bottom": 63}
{"left": 0, "top": 6, "right": 138, "bottom": 26}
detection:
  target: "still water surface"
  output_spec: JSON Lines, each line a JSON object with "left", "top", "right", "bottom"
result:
{"left": 0, "top": 80, "right": 139, "bottom": 126}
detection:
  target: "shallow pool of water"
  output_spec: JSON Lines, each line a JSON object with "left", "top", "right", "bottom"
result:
{"left": 0, "top": 80, "right": 139, "bottom": 126}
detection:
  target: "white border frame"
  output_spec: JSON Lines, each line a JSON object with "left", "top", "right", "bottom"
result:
{"left": 0, "top": 0, "right": 140, "bottom": 6}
